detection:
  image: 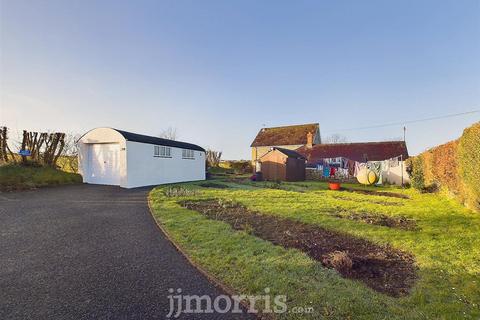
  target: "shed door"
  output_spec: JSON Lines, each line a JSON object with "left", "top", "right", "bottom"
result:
{"left": 88, "top": 143, "right": 121, "bottom": 185}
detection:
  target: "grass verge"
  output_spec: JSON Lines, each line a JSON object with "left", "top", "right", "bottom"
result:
{"left": 0, "top": 164, "right": 82, "bottom": 191}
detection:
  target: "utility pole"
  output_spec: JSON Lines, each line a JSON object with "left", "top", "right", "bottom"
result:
{"left": 400, "top": 154, "right": 404, "bottom": 188}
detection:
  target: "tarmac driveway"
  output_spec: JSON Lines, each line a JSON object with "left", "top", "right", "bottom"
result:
{"left": 0, "top": 184, "right": 253, "bottom": 319}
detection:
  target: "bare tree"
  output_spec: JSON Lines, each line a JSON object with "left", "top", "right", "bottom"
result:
{"left": 0, "top": 126, "right": 16, "bottom": 164}
{"left": 41, "top": 132, "right": 66, "bottom": 167}
{"left": 60, "top": 133, "right": 80, "bottom": 172}
{"left": 206, "top": 149, "right": 222, "bottom": 167}
{"left": 159, "top": 127, "right": 178, "bottom": 140}
{"left": 21, "top": 130, "right": 48, "bottom": 164}
{"left": 324, "top": 133, "right": 348, "bottom": 144}
{"left": 18, "top": 130, "right": 66, "bottom": 167}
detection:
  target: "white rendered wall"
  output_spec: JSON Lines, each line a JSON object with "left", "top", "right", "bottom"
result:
{"left": 125, "top": 141, "right": 205, "bottom": 188}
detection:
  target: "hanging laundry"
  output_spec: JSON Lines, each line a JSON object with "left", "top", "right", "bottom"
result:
{"left": 376, "top": 161, "right": 385, "bottom": 185}
{"left": 335, "top": 168, "right": 349, "bottom": 180}
{"left": 389, "top": 157, "right": 399, "bottom": 167}
{"left": 323, "top": 165, "right": 330, "bottom": 177}
{"left": 367, "top": 161, "right": 382, "bottom": 174}
{"left": 347, "top": 159, "right": 356, "bottom": 176}
{"left": 330, "top": 166, "right": 336, "bottom": 177}
{"left": 354, "top": 162, "right": 363, "bottom": 177}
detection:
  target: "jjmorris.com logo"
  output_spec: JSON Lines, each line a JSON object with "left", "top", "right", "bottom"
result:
{"left": 166, "top": 288, "right": 314, "bottom": 318}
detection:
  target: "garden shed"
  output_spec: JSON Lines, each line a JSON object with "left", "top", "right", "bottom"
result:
{"left": 259, "top": 147, "right": 306, "bottom": 181}
{"left": 78, "top": 127, "right": 205, "bottom": 188}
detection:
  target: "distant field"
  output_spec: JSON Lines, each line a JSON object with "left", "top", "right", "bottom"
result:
{"left": 149, "top": 178, "right": 480, "bottom": 319}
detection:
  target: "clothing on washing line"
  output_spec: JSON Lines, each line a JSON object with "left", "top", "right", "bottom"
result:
{"left": 334, "top": 168, "right": 349, "bottom": 179}
{"left": 323, "top": 165, "right": 330, "bottom": 177}
{"left": 367, "top": 161, "right": 382, "bottom": 174}
{"left": 388, "top": 157, "right": 400, "bottom": 167}
{"left": 330, "top": 166, "right": 336, "bottom": 177}
{"left": 366, "top": 161, "right": 385, "bottom": 185}
{"left": 347, "top": 159, "right": 356, "bottom": 176}
{"left": 354, "top": 162, "right": 366, "bottom": 177}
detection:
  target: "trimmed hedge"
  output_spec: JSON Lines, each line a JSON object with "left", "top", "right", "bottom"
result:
{"left": 407, "top": 122, "right": 480, "bottom": 212}
{"left": 458, "top": 123, "right": 480, "bottom": 211}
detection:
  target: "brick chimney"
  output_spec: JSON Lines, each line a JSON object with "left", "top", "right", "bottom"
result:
{"left": 306, "top": 131, "right": 313, "bottom": 149}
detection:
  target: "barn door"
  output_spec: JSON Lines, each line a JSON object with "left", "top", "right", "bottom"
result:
{"left": 88, "top": 143, "right": 120, "bottom": 185}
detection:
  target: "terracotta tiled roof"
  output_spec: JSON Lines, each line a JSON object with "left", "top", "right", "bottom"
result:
{"left": 297, "top": 141, "right": 409, "bottom": 164}
{"left": 250, "top": 123, "right": 319, "bottom": 147}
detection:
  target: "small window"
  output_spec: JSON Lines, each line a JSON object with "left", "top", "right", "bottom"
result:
{"left": 154, "top": 145, "right": 172, "bottom": 158}
{"left": 182, "top": 149, "right": 194, "bottom": 159}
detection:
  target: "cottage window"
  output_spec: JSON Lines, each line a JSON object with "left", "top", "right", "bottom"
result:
{"left": 154, "top": 145, "right": 171, "bottom": 158}
{"left": 182, "top": 149, "right": 195, "bottom": 159}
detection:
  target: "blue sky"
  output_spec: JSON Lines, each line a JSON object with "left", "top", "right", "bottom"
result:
{"left": 1, "top": 0, "right": 479, "bottom": 159}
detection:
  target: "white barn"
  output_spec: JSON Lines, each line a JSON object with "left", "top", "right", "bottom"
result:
{"left": 78, "top": 128, "right": 206, "bottom": 188}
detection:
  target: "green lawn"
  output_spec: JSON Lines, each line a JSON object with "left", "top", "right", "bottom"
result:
{"left": 0, "top": 164, "right": 82, "bottom": 191}
{"left": 149, "top": 178, "right": 480, "bottom": 319}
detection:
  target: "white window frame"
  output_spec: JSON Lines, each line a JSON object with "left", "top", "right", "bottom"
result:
{"left": 182, "top": 149, "right": 195, "bottom": 159}
{"left": 154, "top": 145, "right": 172, "bottom": 158}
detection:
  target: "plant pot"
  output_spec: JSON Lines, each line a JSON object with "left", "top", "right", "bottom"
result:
{"left": 329, "top": 182, "right": 341, "bottom": 190}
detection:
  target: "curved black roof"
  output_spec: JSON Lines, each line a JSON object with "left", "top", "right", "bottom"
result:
{"left": 114, "top": 129, "right": 205, "bottom": 152}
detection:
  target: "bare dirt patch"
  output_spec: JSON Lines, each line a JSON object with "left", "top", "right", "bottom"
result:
{"left": 331, "top": 211, "right": 417, "bottom": 230}
{"left": 180, "top": 199, "right": 416, "bottom": 297}
{"left": 343, "top": 188, "right": 410, "bottom": 199}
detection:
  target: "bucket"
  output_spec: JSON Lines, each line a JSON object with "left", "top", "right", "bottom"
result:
{"left": 329, "top": 182, "right": 341, "bottom": 190}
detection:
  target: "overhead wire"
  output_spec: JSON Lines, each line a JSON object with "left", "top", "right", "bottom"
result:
{"left": 322, "top": 109, "right": 480, "bottom": 133}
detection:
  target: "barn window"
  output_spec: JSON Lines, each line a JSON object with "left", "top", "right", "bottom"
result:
{"left": 154, "top": 145, "right": 171, "bottom": 158}
{"left": 163, "top": 147, "right": 171, "bottom": 157}
{"left": 182, "top": 149, "right": 195, "bottom": 159}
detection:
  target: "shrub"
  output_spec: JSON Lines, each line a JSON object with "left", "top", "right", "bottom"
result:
{"left": 458, "top": 122, "right": 480, "bottom": 211}
{"left": 163, "top": 186, "right": 198, "bottom": 197}
{"left": 206, "top": 149, "right": 222, "bottom": 168}
{"left": 219, "top": 160, "right": 253, "bottom": 174}
{"left": 263, "top": 181, "right": 283, "bottom": 189}
{"left": 406, "top": 156, "right": 425, "bottom": 191}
